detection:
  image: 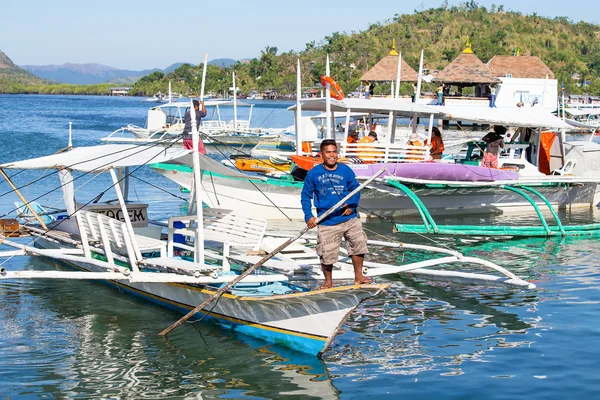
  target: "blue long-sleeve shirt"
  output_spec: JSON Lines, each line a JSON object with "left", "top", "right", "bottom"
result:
{"left": 300, "top": 163, "right": 360, "bottom": 226}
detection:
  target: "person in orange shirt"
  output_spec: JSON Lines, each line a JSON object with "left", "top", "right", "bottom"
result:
{"left": 347, "top": 130, "right": 359, "bottom": 144}
{"left": 407, "top": 133, "right": 424, "bottom": 161}
{"left": 357, "top": 131, "right": 381, "bottom": 162}
{"left": 358, "top": 131, "right": 377, "bottom": 144}
{"left": 429, "top": 127, "right": 445, "bottom": 160}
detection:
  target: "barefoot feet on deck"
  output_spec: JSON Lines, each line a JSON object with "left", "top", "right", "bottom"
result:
{"left": 354, "top": 277, "right": 373, "bottom": 285}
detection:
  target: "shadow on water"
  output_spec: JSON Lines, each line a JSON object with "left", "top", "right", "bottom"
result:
{"left": 0, "top": 258, "right": 339, "bottom": 399}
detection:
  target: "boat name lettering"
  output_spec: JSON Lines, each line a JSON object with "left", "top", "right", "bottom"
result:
{"left": 96, "top": 208, "right": 147, "bottom": 223}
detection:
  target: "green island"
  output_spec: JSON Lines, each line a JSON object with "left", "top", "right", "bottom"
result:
{"left": 1, "top": 2, "right": 599, "bottom": 96}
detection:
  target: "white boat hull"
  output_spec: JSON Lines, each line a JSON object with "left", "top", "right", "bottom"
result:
{"left": 33, "top": 237, "right": 384, "bottom": 355}
{"left": 153, "top": 168, "right": 598, "bottom": 220}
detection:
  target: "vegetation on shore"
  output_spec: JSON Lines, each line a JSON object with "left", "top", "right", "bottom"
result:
{"left": 2, "top": 2, "right": 600, "bottom": 96}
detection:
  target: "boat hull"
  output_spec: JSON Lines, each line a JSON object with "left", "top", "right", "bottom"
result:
{"left": 153, "top": 167, "right": 598, "bottom": 220}
{"left": 35, "top": 238, "right": 382, "bottom": 355}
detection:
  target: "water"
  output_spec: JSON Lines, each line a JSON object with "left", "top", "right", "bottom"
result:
{"left": 1, "top": 94, "right": 600, "bottom": 399}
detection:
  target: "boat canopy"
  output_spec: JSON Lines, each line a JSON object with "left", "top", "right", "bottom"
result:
{"left": 154, "top": 100, "right": 253, "bottom": 110}
{"left": 291, "top": 98, "right": 572, "bottom": 129}
{"left": 564, "top": 108, "right": 600, "bottom": 117}
{"left": 439, "top": 105, "right": 573, "bottom": 129}
{"left": 0, "top": 144, "right": 261, "bottom": 179}
{"left": 290, "top": 98, "right": 443, "bottom": 118}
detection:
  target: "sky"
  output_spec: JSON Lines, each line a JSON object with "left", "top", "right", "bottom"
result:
{"left": 1, "top": 0, "right": 599, "bottom": 70}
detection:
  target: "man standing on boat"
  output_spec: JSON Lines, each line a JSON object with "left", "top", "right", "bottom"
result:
{"left": 182, "top": 100, "right": 207, "bottom": 153}
{"left": 301, "top": 139, "right": 372, "bottom": 289}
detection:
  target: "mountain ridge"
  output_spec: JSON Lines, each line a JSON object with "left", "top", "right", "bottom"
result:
{"left": 19, "top": 59, "right": 238, "bottom": 84}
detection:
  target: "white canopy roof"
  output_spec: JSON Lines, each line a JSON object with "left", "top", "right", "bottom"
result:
{"left": 564, "top": 107, "right": 600, "bottom": 117}
{"left": 290, "top": 98, "right": 443, "bottom": 118}
{"left": 155, "top": 100, "right": 253, "bottom": 110}
{"left": 291, "top": 98, "right": 571, "bottom": 129}
{"left": 439, "top": 105, "right": 573, "bottom": 129}
{"left": 0, "top": 144, "right": 261, "bottom": 179}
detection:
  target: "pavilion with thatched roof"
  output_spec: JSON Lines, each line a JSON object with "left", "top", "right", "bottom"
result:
{"left": 433, "top": 41, "right": 499, "bottom": 99}
{"left": 360, "top": 41, "right": 419, "bottom": 83}
{"left": 487, "top": 55, "right": 555, "bottom": 79}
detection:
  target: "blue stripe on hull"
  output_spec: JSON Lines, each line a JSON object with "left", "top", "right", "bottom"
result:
{"left": 37, "top": 251, "right": 328, "bottom": 356}
{"left": 112, "top": 281, "right": 326, "bottom": 356}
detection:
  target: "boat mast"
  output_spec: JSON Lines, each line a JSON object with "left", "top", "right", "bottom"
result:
{"left": 191, "top": 53, "right": 209, "bottom": 264}
{"left": 295, "top": 58, "right": 303, "bottom": 155}
{"left": 232, "top": 72, "right": 238, "bottom": 131}
{"left": 325, "top": 54, "right": 332, "bottom": 139}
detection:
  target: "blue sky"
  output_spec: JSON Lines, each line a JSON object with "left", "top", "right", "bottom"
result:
{"left": 1, "top": 0, "right": 598, "bottom": 70}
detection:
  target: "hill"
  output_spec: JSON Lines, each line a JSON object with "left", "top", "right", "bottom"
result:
{"left": 208, "top": 58, "right": 237, "bottom": 68}
{"left": 19, "top": 63, "right": 163, "bottom": 84}
{"left": 129, "top": 4, "right": 600, "bottom": 97}
{"left": 19, "top": 60, "right": 238, "bottom": 84}
{"left": 0, "top": 50, "right": 46, "bottom": 86}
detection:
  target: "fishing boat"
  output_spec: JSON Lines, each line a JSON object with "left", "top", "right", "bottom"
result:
{"left": 102, "top": 99, "right": 287, "bottom": 147}
{"left": 0, "top": 138, "right": 536, "bottom": 354}
{"left": 152, "top": 95, "right": 600, "bottom": 224}
{"left": 0, "top": 141, "right": 397, "bottom": 355}
{"left": 562, "top": 107, "right": 600, "bottom": 130}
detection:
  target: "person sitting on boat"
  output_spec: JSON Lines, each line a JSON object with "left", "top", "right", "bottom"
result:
{"left": 407, "top": 133, "right": 424, "bottom": 161}
{"left": 347, "top": 130, "right": 359, "bottom": 144}
{"left": 429, "top": 127, "right": 444, "bottom": 160}
{"left": 357, "top": 131, "right": 382, "bottom": 162}
{"left": 480, "top": 125, "right": 506, "bottom": 169}
{"left": 301, "top": 139, "right": 372, "bottom": 289}
{"left": 182, "top": 100, "right": 207, "bottom": 153}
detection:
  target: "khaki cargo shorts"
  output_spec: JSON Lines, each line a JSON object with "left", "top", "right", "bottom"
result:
{"left": 316, "top": 218, "right": 368, "bottom": 265}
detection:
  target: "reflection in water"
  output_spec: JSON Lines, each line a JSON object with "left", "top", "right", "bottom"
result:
{"left": 0, "top": 257, "right": 339, "bottom": 399}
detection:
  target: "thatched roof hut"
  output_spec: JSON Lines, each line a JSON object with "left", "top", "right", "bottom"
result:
{"left": 487, "top": 55, "right": 555, "bottom": 79}
{"left": 360, "top": 42, "right": 419, "bottom": 82}
{"left": 433, "top": 43, "right": 499, "bottom": 84}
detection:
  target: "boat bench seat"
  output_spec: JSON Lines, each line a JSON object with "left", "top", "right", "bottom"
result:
{"left": 75, "top": 210, "right": 166, "bottom": 269}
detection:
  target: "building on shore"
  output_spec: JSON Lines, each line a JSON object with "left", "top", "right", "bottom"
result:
{"left": 432, "top": 41, "right": 500, "bottom": 106}
{"left": 487, "top": 55, "right": 557, "bottom": 110}
{"left": 109, "top": 87, "right": 131, "bottom": 96}
{"left": 359, "top": 40, "right": 419, "bottom": 99}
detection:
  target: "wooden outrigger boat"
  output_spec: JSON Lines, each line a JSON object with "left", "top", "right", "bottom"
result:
{"left": 0, "top": 140, "right": 534, "bottom": 354}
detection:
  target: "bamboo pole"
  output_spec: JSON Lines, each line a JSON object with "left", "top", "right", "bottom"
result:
{"left": 0, "top": 168, "right": 48, "bottom": 230}
{"left": 158, "top": 168, "right": 386, "bottom": 337}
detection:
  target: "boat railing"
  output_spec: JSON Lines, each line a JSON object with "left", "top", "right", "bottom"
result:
{"left": 341, "top": 142, "right": 429, "bottom": 163}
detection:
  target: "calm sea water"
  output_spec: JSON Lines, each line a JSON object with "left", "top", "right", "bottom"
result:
{"left": 1, "top": 94, "right": 600, "bottom": 399}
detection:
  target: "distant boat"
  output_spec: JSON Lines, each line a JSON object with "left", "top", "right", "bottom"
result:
{"left": 142, "top": 93, "right": 167, "bottom": 103}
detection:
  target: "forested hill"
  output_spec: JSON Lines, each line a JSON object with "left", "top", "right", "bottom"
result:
{"left": 129, "top": 3, "right": 600, "bottom": 97}
{"left": 0, "top": 50, "right": 46, "bottom": 87}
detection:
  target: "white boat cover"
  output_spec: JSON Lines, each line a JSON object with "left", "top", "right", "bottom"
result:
{"left": 0, "top": 144, "right": 262, "bottom": 179}
{"left": 290, "top": 98, "right": 443, "bottom": 118}
{"left": 439, "top": 105, "right": 573, "bottom": 129}
{"left": 564, "top": 108, "right": 600, "bottom": 117}
{"left": 155, "top": 100, "right": 253, "bottom": 110}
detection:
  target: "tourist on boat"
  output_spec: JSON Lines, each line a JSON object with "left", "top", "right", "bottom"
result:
{"left": 489, "top": 84, "right": 497, "bottom": 108}
{"left": 347, "top": 130, "right": 359, "bottom": 144}
{"left": 407, "top": 133, "right": 424, "bottom": 160}
{"left": 480, "top": 125, "right": 506, "bottom": 168}
{"left": 358, "top": 131, "right": 377, "bottom": 143}
{"left": 429, "top": 127, "right": 445, "bottom": 160}
{"left": 412, "top": 83, "right": 417, "bottom": 103}
{"left": 356, "top": 131, "right": 382, "bottom": 162}
{"left": 301, "top": 139, "right": 372, "bottom": 289}
{"left": 182, "top": 100, "right": 207, "bottom": 153}
{"left": 437, "top": 84, "right": 444, "bottom": 105}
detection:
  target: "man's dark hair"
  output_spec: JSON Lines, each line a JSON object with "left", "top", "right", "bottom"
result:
{"left": 320, "top": 139, "right": 337, "bottom": 153}
{"left": 192, "top": 99, "right": 200, "bottom": 108}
